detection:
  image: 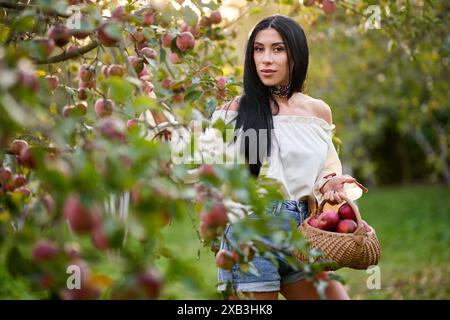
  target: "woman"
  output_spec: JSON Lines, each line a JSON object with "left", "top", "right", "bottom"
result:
{"left": 208, "top": 15, "right": 365, "bottom": 300}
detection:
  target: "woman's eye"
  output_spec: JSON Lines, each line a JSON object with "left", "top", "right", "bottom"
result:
{"left": 254, "top": 47, "right": 263, "bottom": 52}
{"left": 274, "top": 47, "right": 285, "bottom": 52}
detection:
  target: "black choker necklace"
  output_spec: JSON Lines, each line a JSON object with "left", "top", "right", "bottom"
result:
{"left": 269, "top": 84, "right": 290, "bottom": 98}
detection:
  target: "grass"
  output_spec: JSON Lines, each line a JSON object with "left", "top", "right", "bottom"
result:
{"left": 158, "top": 184, "right": 450, "bottom": 299}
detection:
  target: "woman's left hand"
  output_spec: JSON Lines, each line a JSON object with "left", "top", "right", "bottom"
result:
{"left": 320, "top": 175, "right": 365, "bottom": 205}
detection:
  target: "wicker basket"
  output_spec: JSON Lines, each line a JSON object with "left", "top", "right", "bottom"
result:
{"left": 297, "top": 195, "right": 381, "bottom": 270}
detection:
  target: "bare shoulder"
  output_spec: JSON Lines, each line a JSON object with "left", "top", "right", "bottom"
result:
{"left": 292, "top": 93, "right": 333, "bottom": 124}
{"left": 311, "top": 99, "right": 332, "bottom": 125}
{"left": 217, "top": 95, "right": 241, "bottom": 112}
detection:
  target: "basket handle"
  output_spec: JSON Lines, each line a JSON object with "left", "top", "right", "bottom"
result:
{"left": 315, "top": 195, "right": 363, "bottom": 228}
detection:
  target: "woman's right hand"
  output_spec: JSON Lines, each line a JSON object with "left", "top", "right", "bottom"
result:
{"left": 321, "top": 175, "right": 368, "bottom": 204}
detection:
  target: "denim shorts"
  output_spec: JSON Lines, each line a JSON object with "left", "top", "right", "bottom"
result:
{"left": 217, "top": 199, "right": 310, "bottom": 293}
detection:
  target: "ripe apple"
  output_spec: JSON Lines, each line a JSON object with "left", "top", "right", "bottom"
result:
{"left": 97, "top": 22, "right": 120, "bottom": 47}
{"left": 33, "top": 38, "right": 55, "bottom": 58}
{"left": 77, "top": 87, "right": 89, "bottom": 101}
{"left": 199, "top": 220, "right": 216, "bottom": 241}
{"left": 18, "top": 147, "right": 36, "bottom": 168}
{"left": 136, "top": 268, "right": 162, "bottom": 299}
{"left": 111, "top": 6, "right": 128, "bottom": 21}
{"left": 91, "top": 223, "right": 110, "bottom": 251}
{"left": 338, "top": 203, "right": 356, "bottom": 221}
{"left": 18, "top": 70, "right": 39, "bottom": 92}
{"left": 45, "top": 75, "right": 59, "bottom": 91}
{"left": 317, "top": 210, "right": 339, "bottom": 231}
{"left": 138, "top": 65, "right": 149, "bottom": 79}
{"left": 97, "top": 118, "right": 126, "bottom": 142}
{"left": 162, "top": 33, "right": 172, "bottom": 47}
{"left": 126, "top": 118, "right": 139, "bottom": 131}
{"left": 107, "top": 64, "right": 124, "bottom": 77}
{"left": 47, "top": 25, "right": 71, "bottom": 47}
{"left": 128, "top": 55, "right": 144, "bottom": 74}
{"left": 63, "top": 194, "right": 95, "bottom": 234}
{"left": 169, "top": 52, "right": 182, "bottom": 64}
{"left": 200, "top": 201, "right": 228, "bottom": 228}
{"left": 78, "top": 64, "right": 95, "bottom": 82}
{"left": 161, "top": 78, "right": 173, "bottom": 89}
{"left": 79, "top": 79, "right": 95, "bottom": 89}
{"left": 199, "top": 164, "right": 217, "bottom": 179}
{"left": 321, "top": 0, "right": 337, "bottom": 14}
{"left": 62, "top": 105, "right": 74, "bottom": 118}
{"left": 143, "top": 11, "right": 155, "bottom": 26}
{"left": 10, "top": 139, "right": 28, "bottom": 156}
{"left": 13, "top": 174, "right": 27, "bottom": 188}
{"left": 215, "top": 249, "right": 235, "bottom": 270}
{"left": 176, "top": 31, "right": 195, "bottom": 52}
{"left": 308, "top": 216, "right": 319, "bottom": 228}
{"left": 32, "top": 240, "right": 59, "bottom": 262}
{"left": 0, "top": 167, "right": 12, "bottom": 182}
{"left": 94, "top": 98, "right": 114, "bottom": 117}
{"left": 336, "top": 219, "right": 358, "bottom": 233}
{"left": 73, "top": 101, "right": 88, "bottom": 116}
{"left": 209, "top": 11, "right": 222, "bottom": 24}
{"left": 216, "top": 76, "right": 227, "bottom": 90}
{"left": 140, "top": 47, "right": 157, "bottom": 60}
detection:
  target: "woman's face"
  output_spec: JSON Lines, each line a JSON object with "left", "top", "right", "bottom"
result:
{"left": 253, "top": 28, "right": 290, "bottom": 87}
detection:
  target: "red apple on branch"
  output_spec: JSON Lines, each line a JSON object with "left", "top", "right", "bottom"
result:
{"left": 64, "top": 194, "right": 95, "bottom": 234}
{"left": 47, "top": 25, "right": 71, "bottom": 47}
{"left": 215, "top": 249, "right": 235, "bottom": 270}
{"left": 176, "top": 32, "right": 195, "bottom": 52}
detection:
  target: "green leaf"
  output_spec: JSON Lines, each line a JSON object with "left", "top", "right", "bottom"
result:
{"left": 205, "top": 98, "right": 217, "bottom": 115}
{"left": 201, "top": 1, "right": 219, "bottom": 11}
{"left": 133, "top": 95, "right": 159, "bottom": 113}
{"left": 12, "top": 14, "right": 36, "bottom": 32}
{"left": 250, "top": 7, "right": 262, "bottom": 15}
{"left": 104, "top": 23, "right": 122, "bottom": 40}
{"left": 6, "top": 246, "right": 37, "bottom": 277}
{"left": 0, "top": 26, "right": 10, "bottom": 45}
{"left": 104, "top": 77, "right": 134, "bottom": 104}
{"left": 184, "top": 90, "right": 202, "bottom": 103}
{"left": 181, "top": 6, "right": 198, "bottom": 27}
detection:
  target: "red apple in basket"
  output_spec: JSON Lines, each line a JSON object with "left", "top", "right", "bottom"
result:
{"left": 308, "top": 216, "right": 319, "bottom": 228}
{"left": 338, "top": 203, "right": 356, "bottom": 221}
{"left": 317, "top": 210, "right": 339, "bottom": 231}
{"left": 336, "top": 219, "right": 358, "bottom": 233}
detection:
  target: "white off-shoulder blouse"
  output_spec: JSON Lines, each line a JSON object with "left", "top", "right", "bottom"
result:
{"left": 170, "top": 108, "right": 363, "bottom": 221}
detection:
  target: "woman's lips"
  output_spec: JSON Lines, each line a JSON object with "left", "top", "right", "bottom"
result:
{"left": 261, "top": 70, "right": 276, "bottom": 76}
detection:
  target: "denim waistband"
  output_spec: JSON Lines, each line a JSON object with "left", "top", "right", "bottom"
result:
{"left": 266, "top": 199, "right": 308, "bottom": 216}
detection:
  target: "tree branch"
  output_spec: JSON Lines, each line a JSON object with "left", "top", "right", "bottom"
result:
{"left": 34, "top": 40, "right": 99, "bottom": 65}
{"left": 0, "top": 0, "right": 70, "bottom": 18}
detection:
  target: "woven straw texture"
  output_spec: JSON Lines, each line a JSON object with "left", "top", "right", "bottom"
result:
{"left": 297, "top": 195, "right": 381, "bottom": 270}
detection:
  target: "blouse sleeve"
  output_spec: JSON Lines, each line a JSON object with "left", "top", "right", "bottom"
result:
{"left": 313, "top": 127, "right": 364, "bottom": 204}
{"left": 313, "top": 128, "right": 343, "bottom": 204}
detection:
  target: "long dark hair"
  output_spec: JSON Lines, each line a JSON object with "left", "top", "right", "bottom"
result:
{"left": 229, "top": 15, "right": 309, "bottom": 177}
